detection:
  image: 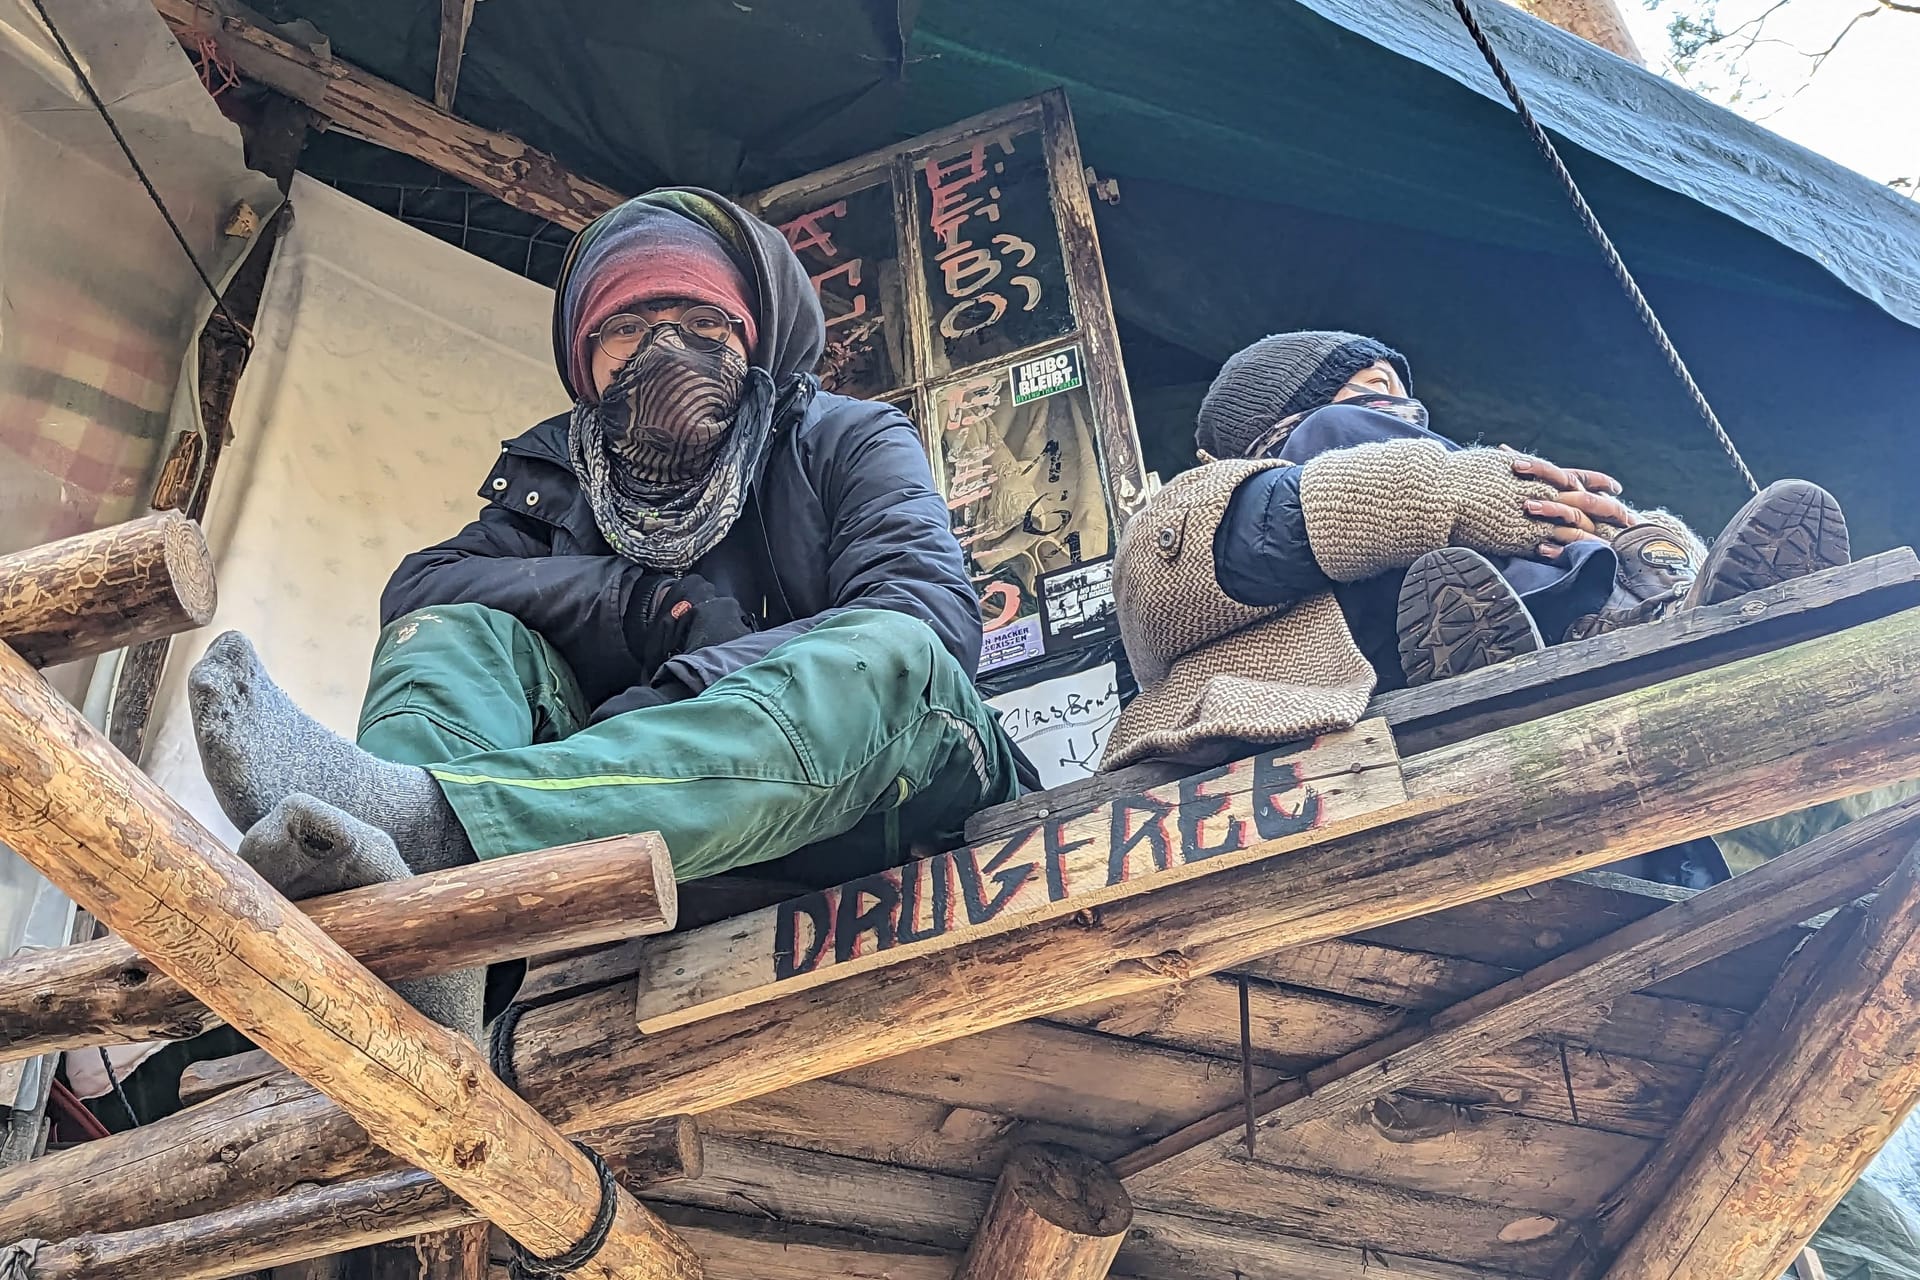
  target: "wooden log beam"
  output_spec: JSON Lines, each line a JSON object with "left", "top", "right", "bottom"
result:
{"left": 0, "top": 643, "right": 700, "bottom": 1279}
{"left": 367, "top": 1225, "right": 488, "bottom": 1280}
{"left": 21, "top": 1117, "right": 701, "bottom": 1280}
{"left": 432, "top": 0, "right": 476, "bottom": 111}
{"left": 152, "top": 0, "right": 621, "bottom": 229}
{"left": 634, "top": 722, "right": 1413, "bottom": 1033}
{"left": 1111, "top": 794, "right": 1920, "bottom": 1181}
{"left": 12, "top": 606, "right": 1920, "bottom": 1246}
{"left": 0, "top": 830, "right": 676, "bottom": 1064}
{"left": 0, "top": 513, "right": 215, "bottom": 670}
{"left": 957, "top": 1144, "right": 1131, "bottom": 1280}
{"left": 1596, "top": 841, "right": 1920, "bottom": 1278}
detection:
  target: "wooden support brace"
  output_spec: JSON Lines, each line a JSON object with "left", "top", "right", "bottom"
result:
{"left": 0, "top": 642, "right": 700, "bottom": 1278}
{"left": 1113, "top": 794, "right": 1920, "bottom": 1181}
{"left": 21, "top": 1116, "right": 701, "bottom": 1280}
{"left": 13, "top": 606, "right": 1920, "bottom": 1250}
{"left": 152, "top": 0, "right": 621, "bottom": 229}
{"left": 957, "top": 1144, "right": 1132, "bottom": 1280}
{"left": 0, "top": 829, "right": 676, "bottom": 1064}
{"left": 0, "top": 513, "right": 214, "bottom": 669}
{"left": 433, "top": 0, "right": 476, "bottom": 111}
{"left": 1596, "top": 839, "right": 1920, "bottom": 1279}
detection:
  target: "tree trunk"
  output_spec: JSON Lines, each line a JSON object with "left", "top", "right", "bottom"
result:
{"left": 1599, "top": 841, "right": 1920, "bottom": 1278}
{"left": 957, "top": 1144, "right": 1131, "bottom": 1280}
{"left": 0, "top": 512, "right": 214, "bottom": 669}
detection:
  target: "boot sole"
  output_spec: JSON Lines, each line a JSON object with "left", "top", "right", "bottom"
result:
{"left": 1397, "top": 548, "right": 1544, "bottom": 688}
{"left": 1688, "top": 480, "right": 1850, "bottom": 608}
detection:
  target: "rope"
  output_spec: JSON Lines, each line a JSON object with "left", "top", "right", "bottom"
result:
{"left": 24, "top": 0, "right": 253, "bottom": 350}
{"left": 97, "top": 1047, "right": 140, "bottom": 1129}
{"left": 505, "top": 1140, "right": 620, "bottom": 1279}
{"left": 1448, "top": 0, "right": 1761, "bottom": 496}
{"left": 488, "top": 1001, "right": 530, "bottom": 1094}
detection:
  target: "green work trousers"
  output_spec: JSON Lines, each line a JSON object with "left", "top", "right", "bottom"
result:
{"left": 355, "top": 603, "right": 1019, "bottom": 881}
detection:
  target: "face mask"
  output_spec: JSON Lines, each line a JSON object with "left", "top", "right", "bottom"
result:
{"left": 598, "top": 331, "right": 749, "bottom": 484}
{"left": 1335, "top": 389, "right": 1430, "bottom": 432}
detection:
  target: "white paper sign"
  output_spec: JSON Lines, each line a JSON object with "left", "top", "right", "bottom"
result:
{"left": 986, "top": 662, "right": 1121, "bottom": 788}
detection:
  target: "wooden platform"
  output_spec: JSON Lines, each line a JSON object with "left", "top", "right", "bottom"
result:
{"left": 10, "top": 552, "right": 1920, "bottom": 1280}
{"left": 499, "top": 551, "right": 1920, "bottom": 1280}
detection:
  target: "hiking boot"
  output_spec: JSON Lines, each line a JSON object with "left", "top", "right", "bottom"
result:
{"left": 1563, "top": 523, "right": 1698, "bottom": 642}
{"left": 1397, "top": 547, "right": 1543, "bottom": 687}
{"left": 1684, "top": 479, "right": 1850, "bottom": 609}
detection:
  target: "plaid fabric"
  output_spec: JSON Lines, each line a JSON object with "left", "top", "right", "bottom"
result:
{"left": 0, "top": 270, "right": 177, "bottom": 549}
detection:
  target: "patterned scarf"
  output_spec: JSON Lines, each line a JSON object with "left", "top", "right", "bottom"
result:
{"left": 569, "top": 332, "right": 773, "bottom": 570}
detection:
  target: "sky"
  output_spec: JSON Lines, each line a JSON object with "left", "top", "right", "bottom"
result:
{"left": 1623, "top": 0, "right": 1920, "bottom": 191}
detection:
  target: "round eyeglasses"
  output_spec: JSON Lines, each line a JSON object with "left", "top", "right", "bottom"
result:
{"left": 591, "top": 305, "right": 745, "bottom": 361}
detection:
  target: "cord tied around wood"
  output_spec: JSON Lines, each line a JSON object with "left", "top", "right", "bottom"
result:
{"left": 506, "top": 1140, "right": 619, "bottom": 1279}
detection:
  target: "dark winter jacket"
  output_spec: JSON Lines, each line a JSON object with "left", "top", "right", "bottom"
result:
{"left": 1212, "top": 402, "right": 1615, "bottom": 691}
{"left": 381, "top": 187, "right": 979, "bottom": 716}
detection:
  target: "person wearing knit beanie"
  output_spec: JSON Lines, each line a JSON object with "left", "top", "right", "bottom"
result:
{"left": 1105, "top": 328, "right": 1851, "bottom": 884}
{"left": 1195, "top": 331, "right": 1412, "bottom": 461}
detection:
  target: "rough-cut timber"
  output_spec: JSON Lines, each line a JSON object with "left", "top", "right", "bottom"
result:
{"left": 957, "top": 1144, "right": 1131, "bottom": 1280}
{"left": 367, "top": 1224, "right": 489, "bottom": 1280}
{"left": 0, "top": 512, "right": 215, "bottom": 669}
{"left": 1115, "top": 795, "right": 1920, "bottom": 1180}
{"left": 14, "top": 607, "right": 1920, "bottom": 1251}
{"left": 152, "top": 0, "right": 620, "bottom": 228}
{"left": 178, "top": 1050, "right": 284, "bottom": 1107}
{"left": 635, "top": 722, "right": 1410, "bottom": 1032}
{"left": 0, "top": 643, "right": 700, "bottom": 1280}
{"left": 0, "top": 830, "right": 676, "bottom": 1063}
{"left": 1599, "top": 841, "right": 1920, "bottom": 1279}
{"left": 432, "top": 0, "right": 475, "bottom": 110}
{"left": 22, "top": 1117, "right": 701, "bottom": 1280}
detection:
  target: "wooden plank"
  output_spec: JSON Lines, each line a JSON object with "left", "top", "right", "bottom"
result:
{"left": 633, "top": 722, "right": 1411, "bottom": 1032}
{"left": 716, "top": 1068, "right": 1647, "bottom": 1221}
{"left": 179, "top": 1049, "right": 279, "bottom": 1107}
{"left": 1119, "top": 798, "right": 1920, "bottom": 1181}
{"left": 0, "top": 830, "right": 676, "bottom": 1064}
{"left": 18, "top": 608, "right": 1920, "bottom": 1244}
{"left": 0, "top": 512, "right": 215, "bottom": 670}
{"left": 658, "top": 1135, "right": 1565, "bottom": 1275}
{"left": 432, "top": 0, "right": 476, "bottom": 111}
{"left": 23, "top": 1117, "right": 701, "bottom": 1280}
{"left": 1597, "top": 841, "right": 1920, "bottom": 1278}
{"left": 957, "top": 1144, "right": 1132, "bottom": 1280}
{"left": 1372, "top": 549, "right": 1920, "bottom": 755}
{"left": 1038, "top": 88, "right": 1149, "bottom": 519}
{"left": 0, "top": 642, "right": 700, "bottom": 1279}
{"left": 965, "top": 551, "right": 1920, "bottom": 844}
{"left": 151, "top": 0, "right": 622, "bottom": 229}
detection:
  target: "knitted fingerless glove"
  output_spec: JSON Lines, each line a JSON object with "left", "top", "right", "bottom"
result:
{"left": 1298, "top": 439, "right": 1561, "bottom": 582}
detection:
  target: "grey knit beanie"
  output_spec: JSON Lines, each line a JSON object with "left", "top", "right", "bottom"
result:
{"left": 1195, "top": 331, "right": 1412, "bottom": 459}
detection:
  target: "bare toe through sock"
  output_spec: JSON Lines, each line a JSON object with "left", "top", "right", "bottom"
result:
{"left": 237, "top": 795, "right": 483, "bottom": 1040}
{"left": 190, "top": 632, "right": 476, "bottom": 872}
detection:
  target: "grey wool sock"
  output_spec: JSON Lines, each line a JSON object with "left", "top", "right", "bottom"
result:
{"left": 237, "top": 795, "right": 484, "bottom": 1042}
{"left": 189, "top": 631, "right": 475, "bottom": 875}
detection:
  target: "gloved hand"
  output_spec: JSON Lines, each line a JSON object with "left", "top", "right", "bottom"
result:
{"left": 625, "top": 572, "right": 758, "bottom": 678}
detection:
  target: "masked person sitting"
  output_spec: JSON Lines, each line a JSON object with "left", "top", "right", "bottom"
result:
{"left": 187, "top": 189, "right": 1021, "bottom": 1036}
{"left": 1100, "top": 330, "right": 1849, "bottom": 887}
